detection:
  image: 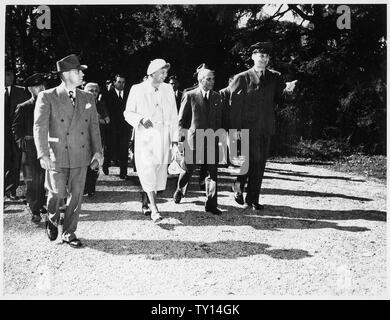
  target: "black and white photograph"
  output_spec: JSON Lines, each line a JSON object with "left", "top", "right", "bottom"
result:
{"left": 1, "top": 1, "right": 387, "bottom": 302}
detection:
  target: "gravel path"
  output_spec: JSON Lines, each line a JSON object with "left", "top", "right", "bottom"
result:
{"left": 2, "top": 161, "right": 387, "bottom": 297}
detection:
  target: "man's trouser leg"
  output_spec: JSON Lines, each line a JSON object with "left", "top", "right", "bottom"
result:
{"left": 177, "top": 161, "right": 195, "bottom": 196}
{"left": 245, "top": 134, "right": 270, "bottom": 205}
{"left": 45, "top": 167, "right": 87, "bottom": 241}
{"left": 119, "top": 129, "right": 130, "bottom": 176}
{"left": 23, "top": 161, "right": 45, "bottom": 214}
{"left": 205, "top": 162, "right": 218, "bottom": 209}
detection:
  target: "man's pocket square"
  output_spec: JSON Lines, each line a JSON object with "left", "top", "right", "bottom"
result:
{"left": 86, "top": 103, "right": 92, "bottom": 109}
{"left": 48, "top": 137, "right": 59, "bottom": 142}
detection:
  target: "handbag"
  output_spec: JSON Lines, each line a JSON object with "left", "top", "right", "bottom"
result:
{"left": 168, "top": 145, "right": 185, "bottom": 175}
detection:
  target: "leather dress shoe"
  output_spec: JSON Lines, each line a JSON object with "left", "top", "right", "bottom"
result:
{"left": 232, "top": 185, "right": 244, "bottom": 205}
{"left": 151, "top": 210, "right": 163, "bottom": 223}
{"left": 31, "top": 213, "right": 42, "bottom": 224}
{"left": 45, "top": 220, "right": 58, "bottom": 241}
{"left": 63, "top": 238, "right": 83, "bottom": 248}
{"left": 102, "top": 166, "right": 109, "bottom": 175}
{"left": 173, "top": 190, "right": 183, "bottom": 204}
{"left": 6, "top": 194, "right": 20, "bottom": 201}
{"left": 245, "top": 202, "right": 264, "bottom": 211}
{"left": 205, "top": 206, "right": 222, "bottom": 215}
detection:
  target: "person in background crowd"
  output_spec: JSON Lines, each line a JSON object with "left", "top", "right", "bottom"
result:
{"left": 4, "top": 69, "right": 30, "bottom": 201}
{"left": 34, "top": 54, "right": 102, "bottom": 248}
{"left": 12, "top": 73, "right": 47, "bottom": 223}
{"left": 173, "top": 68, "right": 223, "bottom": 216}
{"left": 168, "top": 75, "right": 182, "bottom": 112}
{"left": 229, "top": 42, "right": 296, "bottom": 210}
{"left": 124, "top": 59, "right": 178, "bottom": 222}
{"left": 103, "top": 74, "right": 132, "bottom": 179}
{"left": 83, "top": 82, "right": 109, "bottom": 196}
{"left": 218, "top": 75, "right": 235, "bottom": 166}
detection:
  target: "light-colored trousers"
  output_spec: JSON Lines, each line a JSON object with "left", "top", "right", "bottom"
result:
{"left": 45, "top": 166, "right": 87, "bottom": 242}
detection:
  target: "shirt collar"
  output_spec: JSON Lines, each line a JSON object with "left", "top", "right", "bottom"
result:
{"left": 115, "top": 88, "right": 123, "bottom": 97}
{"left": 252, "top": 67, "right": 265, "bottom": 80}
{"left": 61, "top": 83, "right": 77, "bottom": 98}
{"left": 199, "top": 87, "right": 209, "bottom": 98}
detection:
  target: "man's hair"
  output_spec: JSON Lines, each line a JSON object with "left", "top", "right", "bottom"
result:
{"left": 114, "top": 74, "right": 126, "bottom": 81}
{"left": 84, "top": 82, "right": 100, "bottom": 92}
{"left": 197, "top": 68, "right": 214, "bottom": 82}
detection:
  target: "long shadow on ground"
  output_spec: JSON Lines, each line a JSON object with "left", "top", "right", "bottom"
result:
{"left": 82, "top": 238, "right": 312, "bottom": 260}
{"left": 78, "top": 203, "right": 379, "bottom": 232}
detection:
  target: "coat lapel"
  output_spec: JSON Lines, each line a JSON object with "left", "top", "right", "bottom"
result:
{"left": 56, "top": 85, "right": 74, "bottom": 126}
{"left": 194, "top": 87, "right": 208, "bottom": 114}
{"left": 69, "top": 89, "right": 85, "bottom": 131}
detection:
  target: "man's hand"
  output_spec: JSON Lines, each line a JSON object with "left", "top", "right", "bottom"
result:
{"left": 104, "top": 116, "right": 110, "bottom": 124}
{"left": 91, "top": 152, "right": 104, "bottom": 167}
{"left": 39, "top": 156, "right": 55, "bottom": 170}
{"left": 140, "top": 118, "right": 153, "bottom": 129}
{"left": 285, "top": 80, "right": 298, "bottom": 93}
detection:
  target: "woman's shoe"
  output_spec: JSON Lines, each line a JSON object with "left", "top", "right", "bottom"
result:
{"left": 151, "top": 210, "right": 162, "bottom": 223}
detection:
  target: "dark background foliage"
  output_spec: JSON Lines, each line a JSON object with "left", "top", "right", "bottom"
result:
{"left": 5, "top": 4, "right": 386, "bottom": 157}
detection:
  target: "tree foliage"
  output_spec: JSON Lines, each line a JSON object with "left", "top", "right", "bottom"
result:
{"left": 5, "top": 4, "right": 386, "bottom": 155}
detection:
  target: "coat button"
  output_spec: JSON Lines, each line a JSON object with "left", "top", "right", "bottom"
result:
{"left": 65, "top": 146, "right": 68, "bottom": 149}
{"left": 82, "top": 145, "right": 84, "bottom": 148}
{"left": 61, "top": 119, "right": 64, "bottom": 122}
{"left": 66, "top": 133, "right": 69, "bottom": 135}
{"left": 85, "top": 119, "right": 88, "bottom": 122}
{"left": 81, "top": 132, "right": 84, "bottom": 135}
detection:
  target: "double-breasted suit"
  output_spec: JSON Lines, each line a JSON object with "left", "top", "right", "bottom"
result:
{"left": 12, "top": 97, "right": 45, "bottom": 214}
{"left": 229, "top": 67, "right": 285, "bottom": 205}
{"left": 4, "top": 85, "right": 29, "bottom": 196}
{"left": 176, "top": 87, "right": 223, "bottom": 209}
{"left": 34, "top": 83, "right": 102, "bottom": 241}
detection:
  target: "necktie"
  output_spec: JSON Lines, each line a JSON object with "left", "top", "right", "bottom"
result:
{"left": 259, "top": 71, "right": 265, "bottom": 83}
{"left": 118, "top": 91, "right": 123, "bottom": 100}
{"left": 69, "top": 91, "right": 75, "bottom": 107}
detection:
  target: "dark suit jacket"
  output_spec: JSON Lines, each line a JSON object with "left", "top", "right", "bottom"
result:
{"left": 219, "top": 86, "right": 231, "bottom": 130}
{"left": 12, "top": 97, "right": 38, "bottom": 165}
{"left": 178, "top": 87, "right": 222, "bottom": 150}
{"left": 4, "top": 85, "right": 30, "bottom": 164}
{"left": 229, "top": 68, "right": 285, "bottom": 135}
{"left": 104, "top": 87, "right": 131, "bottom": 132}
{"left": 174, "top": 90, "right": 183, "bottom": 112}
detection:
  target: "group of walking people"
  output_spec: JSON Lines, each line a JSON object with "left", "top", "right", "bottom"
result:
{"left": 5, "top": 41, "right": 296, "bottom": 248}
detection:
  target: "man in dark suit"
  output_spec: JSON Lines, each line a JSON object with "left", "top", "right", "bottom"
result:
{"left": 229, "top": 42, "right": 296, "bottom": 210}
{"left": 4, "top": 70, "right": 30, "bottom": 200}
{"left": 183, "top": 63, "right": 209, "bottom": 191}
{"left": 102, "top": 74, "right": 132, "bottom": 179}
{"left": 219, "top": 75, "right": 235, "bottom": 165}
{"left": 169, "top": 75, "right": 182, "bottom": 113}
{"left": 34, "top": 54, "right": 102, "bottom": 248}
{"left": 173, "top": 68, "right": 223, "bottom": 215}
{"left": 12, "top": 73, "right": 47, "bottom": 223}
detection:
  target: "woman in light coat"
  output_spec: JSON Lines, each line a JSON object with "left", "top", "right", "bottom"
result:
{"left": 124, "top": 59, "right": 178, "bottom": 222}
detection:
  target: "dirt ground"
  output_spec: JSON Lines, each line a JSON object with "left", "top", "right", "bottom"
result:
{"left": 2, "top": 161, "right": 387, "bottom": 298}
